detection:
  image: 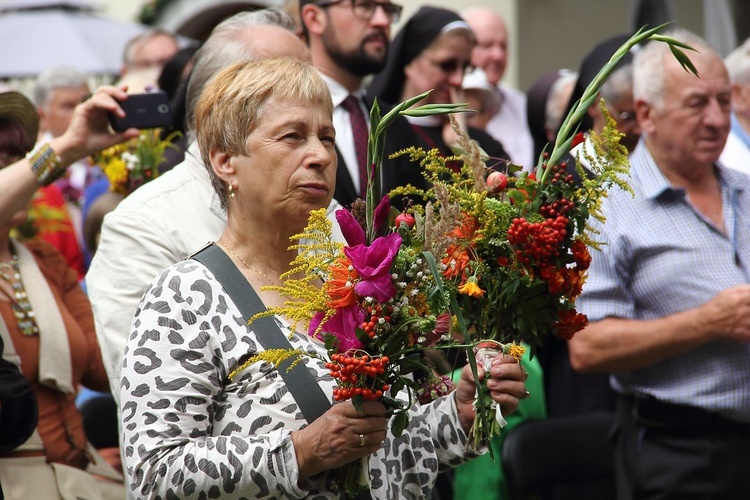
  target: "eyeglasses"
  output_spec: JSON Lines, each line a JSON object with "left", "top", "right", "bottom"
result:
{"left": 425, "top": 57, "right": 473, "bottom": 75}
{"left": 316, "top": 0, "right": 403, "bottom": 22}
{"left": 606, "top": 102, "right": 637, "bottom": 122}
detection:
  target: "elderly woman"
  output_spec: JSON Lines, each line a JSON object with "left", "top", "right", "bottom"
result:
{"left": 368, "top": 6, "right": 508, "bottom": 165}
{"left": 0, "top": 88, "right": 135, "bottom": 498}
{"left": 120, "top": 57, "right": 526, "bottom": 499}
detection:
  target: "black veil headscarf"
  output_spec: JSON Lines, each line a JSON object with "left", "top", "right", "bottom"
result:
{"left": 527, "top": 69, "right": 568, "bottom": 163}
{"left": 367, "top": 6, "right": 467, "bottom": 105}
{"left": 559, "top": 34, "right": 634, "bottom": 136}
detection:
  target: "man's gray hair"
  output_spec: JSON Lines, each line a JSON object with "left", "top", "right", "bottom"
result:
{"left": 32, "top": 66, "right": 89, "bottom": 107}
{"left": 185, "top": 7, "right": 297, "bottom": 133}
{"left": 123, "top": 28, "right": 178, "bottom": 66}
{"left": 633, "top": 28, "right": 710, "bottom": 109}
{"left": 600, "top": 63, "right": 633, "bottom": 106}
{"left": 545, "top": 70, "right": 577, "bottom": 133}
{"left": 725, "top": 37, "right": 750, "bottom": 86}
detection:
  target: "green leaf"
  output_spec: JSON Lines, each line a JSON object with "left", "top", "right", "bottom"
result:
{"left": 323, "top": 333, "right": 337, "bottom": 351}
{"left": 351, "top": 394, "right": 364, "bottom": 414}
{"left": 506, "top": 189, "right": 526, "bottom": 205}
{"left": 391, "top": 377, "right": 405, "bottom": 397}
{"left": 391, "top": 411, "right": 409, "bottom": 437}
{"left": 400, "top": 106, "right": 471, "bottom": 117}
{"left": 669, "top": 45, "right": 699, "bottom": 76}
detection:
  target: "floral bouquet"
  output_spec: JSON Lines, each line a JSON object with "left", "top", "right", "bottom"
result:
{"left": 387, "top": 24, "right": 697, "bottom": 448}
{"left": 238, "top": 94, "right": 493, "bottom": 498}
{"left": 93, "top": 129, "right": 181, "bottom": 195}
{"left": 233, "top": 24, "right": 697, "bottom": 498}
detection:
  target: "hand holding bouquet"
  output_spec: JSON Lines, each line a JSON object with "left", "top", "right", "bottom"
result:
{"left": 388, "top": 24, "right": 698, "bottom": 448}
{"left": 235, "top": 24, "right": 698, "bottom": 497}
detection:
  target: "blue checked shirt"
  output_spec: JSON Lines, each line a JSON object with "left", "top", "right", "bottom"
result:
{"left": 578, "top": 139, "right": 750, "bottom": 423}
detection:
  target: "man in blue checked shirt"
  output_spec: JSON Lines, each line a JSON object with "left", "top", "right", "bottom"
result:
{"left": 569, "top": 29, "right": 750, "bottom": 500}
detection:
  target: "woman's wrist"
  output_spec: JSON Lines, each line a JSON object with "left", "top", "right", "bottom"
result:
{"left": 49, "top": 135, "right": 84, "bottom": 169}
{"left": 290, "top": 429, "right": 321, "bottom": 480}
{"left": 454, "top": 390, "right": 475, "bottom": 434}
{"left": 27, "top": 142, "right": 65, "bottom": 186}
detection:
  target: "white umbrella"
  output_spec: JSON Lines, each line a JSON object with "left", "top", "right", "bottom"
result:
{"left": 0, "top": 0, "right": 148, "bottom": 78}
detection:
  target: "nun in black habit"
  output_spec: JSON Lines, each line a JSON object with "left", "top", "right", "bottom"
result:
{"left": 367, "top": 5, "right": 509, "bottom": 171}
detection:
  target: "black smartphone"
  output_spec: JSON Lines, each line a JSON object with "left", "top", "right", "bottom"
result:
{"left": 108, "top": 91, "right": 173, "bottom": 132}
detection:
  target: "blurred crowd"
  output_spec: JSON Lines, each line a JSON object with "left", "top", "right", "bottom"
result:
{"left": 1, "top": 2, "right": 750, "bottom": 500}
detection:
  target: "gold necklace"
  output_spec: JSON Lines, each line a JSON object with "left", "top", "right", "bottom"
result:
{"left": 217, "top": 240, "right": 279, "bottom": 286}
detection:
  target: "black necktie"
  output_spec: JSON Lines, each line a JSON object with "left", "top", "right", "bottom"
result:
{"left": 341, "top": 95, "right": 369, "bottom": 198}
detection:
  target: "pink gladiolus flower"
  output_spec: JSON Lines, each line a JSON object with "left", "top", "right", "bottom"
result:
{"left": 336, "top": 209, "right": 366, "bottom": 246}
{"left": 345, "top": 233, "right": 401, "bottom": 302}
{"left": 373, "top": 195, "right": 390, "bottom": 230}
{"left": 308, "top": 305, "right": 365, "bottom": 353}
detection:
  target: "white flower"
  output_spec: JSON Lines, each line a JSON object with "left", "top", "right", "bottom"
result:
{"left": 122, "top": 152, "right": 139, "bottom": 171}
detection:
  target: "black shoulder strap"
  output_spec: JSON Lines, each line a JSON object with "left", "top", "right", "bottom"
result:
{"left": 192, "top": 243, "right": 331, "bottom": 424}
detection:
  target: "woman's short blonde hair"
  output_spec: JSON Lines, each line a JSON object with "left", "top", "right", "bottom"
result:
{"left": 195, "top": 57, "right": 333, "bottom": 208}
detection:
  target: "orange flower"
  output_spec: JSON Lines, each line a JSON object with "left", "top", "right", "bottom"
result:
{"left": 553, "top": 309, "right": 588, "bottom": 340}
{"left": 442, "top": 214, "right": 480, "bottom": 280}
{"left": 540, "top": 266, "right": 586, "bottom": 300}
{"left": 442, "top": 244, "right": 470, "bottom": 280}
{"left": 451, "top": 213, "right": 480, "bottom": 240}
{"left": 563, "top": 268, "right": 586, "bottom": 300}
{"left": 572, "top": 239, "right": 591, "bottom": 270}
{"left": 326, "top": 257, "right": 359, "bottom": 308}
{"left": 540, "top": 266, "right": 565, "bottom": 294}
{"left": 458, "top": 276, "right": 485, "bottom": 297}
{"left": 505, "top": 343, "right": 527, "bottom": 362}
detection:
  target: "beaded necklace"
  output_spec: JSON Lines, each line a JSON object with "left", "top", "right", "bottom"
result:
{"left": 0, "top": 255, "right": 40, "bottom": 336}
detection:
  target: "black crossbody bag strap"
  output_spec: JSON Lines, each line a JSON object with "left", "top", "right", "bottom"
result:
{"left": 192, "top": 243, "right": 331, "bottom": 423}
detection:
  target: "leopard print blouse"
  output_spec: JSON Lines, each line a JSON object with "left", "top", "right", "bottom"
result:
{"left": 120, "top": 260, "right": 474, "bottom": 499}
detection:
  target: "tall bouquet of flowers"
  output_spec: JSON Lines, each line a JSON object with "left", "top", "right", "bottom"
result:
{"left": 387, "top": 25, "right": 697, "bottom": 446}
{"left": 235, "top": 24, "right": 697, "bottom": 498}
{"left": 237, "top": 94, "right": 502, "bottom": 497}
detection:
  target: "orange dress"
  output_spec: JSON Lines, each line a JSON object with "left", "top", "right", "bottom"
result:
{"left": 0, "top": 239, "right": 108, "bottom": 466}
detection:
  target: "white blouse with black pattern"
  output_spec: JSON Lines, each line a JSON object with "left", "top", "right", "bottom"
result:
{"left": 121, "top": 259, "right": 475, "bottom": 499}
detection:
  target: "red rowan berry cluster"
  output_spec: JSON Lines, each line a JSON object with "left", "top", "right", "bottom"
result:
{"left": 360, "top": 303, "right": 395, "bottom": 338}
{"left": 327, "top": 353, "right": 390, "bottom": 401}
{"left": 507, "top": 215, "right": 569, "bottom": 265}
{"left": 542, "top": 163, "right": 575, "bottom": 186}
{"left": 539, "top": 197, "right": 575, "bottom": 219}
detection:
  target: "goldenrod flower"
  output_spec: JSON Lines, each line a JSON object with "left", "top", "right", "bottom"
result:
{"left": 228, "top": 348, "right": 304, "bottom": 382}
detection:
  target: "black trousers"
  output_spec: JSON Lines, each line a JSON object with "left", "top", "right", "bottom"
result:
{"left": 614, "top": 396, "right": 750, "bottom": 500}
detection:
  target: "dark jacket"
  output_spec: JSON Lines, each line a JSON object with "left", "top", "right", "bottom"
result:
{"left": 0, "top": 335, "right": 38, "bottom": 452}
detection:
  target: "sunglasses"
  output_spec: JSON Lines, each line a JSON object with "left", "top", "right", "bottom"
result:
{"left": 426, "top": 57, "right": 473, "bottom": 75}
